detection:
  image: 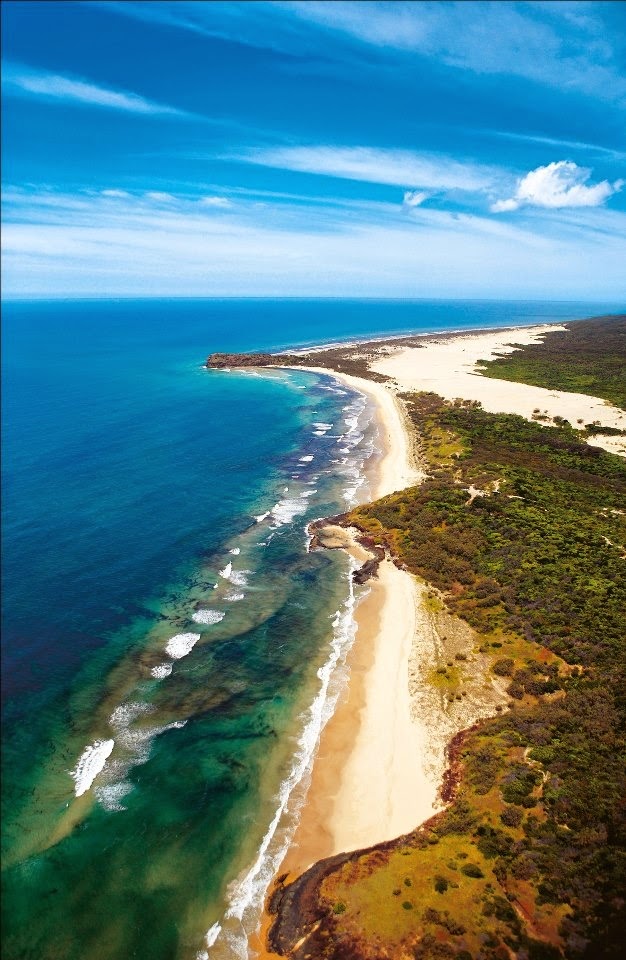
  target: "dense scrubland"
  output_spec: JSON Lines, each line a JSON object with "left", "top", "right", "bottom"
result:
{"left": 478, "top": 315, "right": 626, "bottom": 409}
{"left": 268, "top": 317, "right": 626, "bottom": 960}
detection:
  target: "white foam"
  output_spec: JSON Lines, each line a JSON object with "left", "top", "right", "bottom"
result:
{"left": 197, "top": 921, "right": 222, "bottom": 959}
{"left": 165, "top": 719, "right": 188, "bottom": 731}
{"left": 299, "top": 455, "right": 314, "bottom": 462}
{"left": 91, "top": 705, "right": 188, "bottom": 812}
{"left": 95, "top": 780, "right": 133, "bottom": 812}
{"left": 230, "top": 547, "right": 241, "bottom": 556}
{"left": 107, "top": 704, "right": 186, "bottom": 771}
{"left": 269, "top": 495, "right": 309, "bottom": 527}
{"left": 151, "top": 662, "right": 173, "bottom": 679}
{"left": 70, "top": 738, "right": 115, "bottom": 797}
{"left": 229, "top": 570, "right": 249, "bottom": 587}
{"left": 312, "top": 422, "right": 332, "bottom": 430}
{"left": 225, "top": 591, "right": 245, "bottom": 602}
{"left": 110, "top": 701, "right": 155, "bottom": 729}
{"left": 165, "top": 632, "right": 201, "bottom": 659}
{"left": 192, "top": 609, "right": 225, "bottom": 625}
{"left": 204, "top": 559, "right": 360, "bottom": 957}
{"left": 219, "top": 561, "right": 233, "bottom": 579}
{"left": 254, "top": 511, "right": 270, "bottom": 523}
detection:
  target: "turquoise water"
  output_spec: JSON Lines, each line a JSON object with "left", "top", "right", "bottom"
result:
{"left": 2, "top": 298, "right": 622, "bottom": 959}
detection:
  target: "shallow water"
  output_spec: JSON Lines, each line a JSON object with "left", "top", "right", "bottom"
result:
{"left": 2, "top": 297, "right": 620, "bottom": 959}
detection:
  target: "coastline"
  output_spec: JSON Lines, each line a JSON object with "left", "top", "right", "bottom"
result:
{"left": 297, "top": 366, "right": 424, "bottom": 499}
{"left": 249, "top": 319, "right": 626, "bottom": 956}
{"left": 250, "top": 372, "right": 429, "bottom": 960}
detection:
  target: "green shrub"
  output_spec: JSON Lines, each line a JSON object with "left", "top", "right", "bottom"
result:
{"left": 500, "top": 805, "right": 524, "bottom": 828}
{"left": 493, "top": 657, "right": 515, "bottom": 676}
{"left": 434, "top": 875, "right": 449, "bottom": 893}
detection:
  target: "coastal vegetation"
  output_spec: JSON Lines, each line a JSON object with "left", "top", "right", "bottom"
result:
{"left": 268, "top": 390, "right": 626, "bottom": 959}
{"left": 477, "top": 315, "right": 626, "bottom": 409}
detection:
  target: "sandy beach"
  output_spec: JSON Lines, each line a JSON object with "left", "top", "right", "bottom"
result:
{"left": 370, "top": 324, "right": 626, "bottom": 457}
{"left": 253, "top": 322, "right": 626, "bottom": 955}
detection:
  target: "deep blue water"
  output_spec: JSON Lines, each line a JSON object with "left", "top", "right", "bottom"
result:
{"left": 2, "top": 297, "right": 622, "bottom": 960}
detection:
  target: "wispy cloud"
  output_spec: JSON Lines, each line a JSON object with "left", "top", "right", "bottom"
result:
{"left": 200, "top": 196, "right": 232, "bottom": 208}
{"left": 482, "top": 129, "right": 626, "bottom": 161}
{"left": 492, "top": 161, "right": 623, "bottom": 212}
{"left": 279, "top": 0, "right": 626, "bottom": 103}
{"left": 2, "top": 63, "right": 188, "bottom": 116}
{"left": 101, "top": 189, "right": 131, "bottom": 198}
{"left": 97, "top": 1, "right": 626, "bottom": 103}
{"left": 237, "top": 145, "right": 498, "bottom": 192}
{"left": 3, "top": 184, "right": 625, "bottom": 298}
{"left": 144, "top": 191, "right": 176, "bottom": 202}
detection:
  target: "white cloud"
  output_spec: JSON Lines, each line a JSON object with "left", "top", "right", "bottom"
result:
{"left": 491, "top": 198, "right": 519, "bottom": 213}
{"left": 2, "top": 184, "right": 625, "bottom": 299}
{"left": 101, "top": 189, "right": 131, "bottom": 198}
{"left": 144, "top": 191, "right": 176, "bottom": 202}
{"left": 3, "top": 63, "right": 186, "bottom": 116}
{"left": 492, "top": 161, "right": 623, "bottom": 212}
{"left": 240, "top": 145, "right": 497, "bottom": 192}
{"left": 403, "top": 190, "right": 429, "bottom": 208}
{"left": 199, "top": 196, "right": 232, "bottom": 208}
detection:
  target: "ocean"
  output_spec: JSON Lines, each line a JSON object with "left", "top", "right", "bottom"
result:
{"left": 2, "top": 297, "right": 621, "bottom": 960}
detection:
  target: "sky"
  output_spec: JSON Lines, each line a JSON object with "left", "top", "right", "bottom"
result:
{"left": 2, "top": 0, "right": 625, "bottom": 299}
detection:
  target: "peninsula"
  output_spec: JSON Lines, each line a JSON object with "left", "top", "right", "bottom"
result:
{"left": 207, "top": 315, "right": 626, "bottom": 960}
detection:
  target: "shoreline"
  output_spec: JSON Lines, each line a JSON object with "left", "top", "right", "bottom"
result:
{"left": 279, "top": 313, "right": 619, "bottom": 357}
{"left": 296, "top": 365, "right": 424, "bottom": 499}
{"left": 271, "top": 364, "right": 430, "bottom": 867}
{"left": 248, "top": 319, "right": 626, "bottom": 956}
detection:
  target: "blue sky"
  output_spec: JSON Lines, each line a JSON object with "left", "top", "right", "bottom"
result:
{"left": 2, "top": 0, "right": 625, "bottom": 298}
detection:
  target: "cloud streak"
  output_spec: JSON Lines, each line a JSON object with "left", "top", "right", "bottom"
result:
{"left": 3, "top": 63, "right": 187, "bottom": 116}
{"left": 238, "top": 145, "right": 498, "bottom": 192}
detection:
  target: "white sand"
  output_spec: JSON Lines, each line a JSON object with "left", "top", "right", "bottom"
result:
{"left": 370, "top": 325, "right": 626, "bottom": 457}
{"left": 327, "top": 559, "right": 437, "bottom": 850}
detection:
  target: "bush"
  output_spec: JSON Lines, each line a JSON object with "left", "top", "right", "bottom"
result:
{"left": 434, "top": 875, "right": 449, "bottom": 893}
{"left": 500, "top": 805, "right": 524, "bottom": 828}
{"left": 493, "top": 657, "right": 515, "bottom": 677}
{"left": 333, "top": 901, "right": 346, "bottom": 914}
{"left": 507, "top": 680, "right": 525, "bottom": 699}
{"left": 461, "top": 863, "right": 484, "bottom": 878}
